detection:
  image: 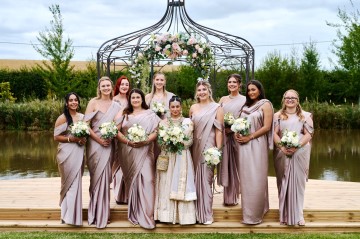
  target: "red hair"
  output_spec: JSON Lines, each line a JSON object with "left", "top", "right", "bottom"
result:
{"left": 114, "top": 75, "right": 131, "bottom": 97}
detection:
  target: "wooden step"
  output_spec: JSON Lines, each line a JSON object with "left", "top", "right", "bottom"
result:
{"left": 1, "top": 208, "right": 359, "bottom": 223}
{"left": 1, "top": 220, "right": 360, "bottom": 233}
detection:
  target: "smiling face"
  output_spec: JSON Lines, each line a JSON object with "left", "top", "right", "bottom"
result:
{"left": 247, "top": 83, "right": 260, "bottom": 101}
{"left": 154, "top": 74, "right": 166, "bottom": 91}
{"left": 283, "top": 90, "right": 299, "bottom": 109}
{"left": 169, "top": 101, "right": 182, "bottom": 118}
{"left": 196, "top": 84, "right": 209, "bottom": 102}
{"left": 119, "top": 79, "right": 130, "bottom": 94}
{"left": 67, "top": 94, "right": 79, "bottom": 111}
{"left": 99, "top": 79, "right": 113, "bottom": 97}
{"left": 227, "top": 77, "right": 240, "bottom": 93}
{"left": 130, "top": 92, "right": 142, "bottom": 109}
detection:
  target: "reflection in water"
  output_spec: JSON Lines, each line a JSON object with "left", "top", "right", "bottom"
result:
{"left": 1, "top": 130, "right": 360, "bottom": 182}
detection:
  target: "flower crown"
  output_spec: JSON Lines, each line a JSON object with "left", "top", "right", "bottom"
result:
{"left": 197, "top": 77, "right": 209, "bottom": 83}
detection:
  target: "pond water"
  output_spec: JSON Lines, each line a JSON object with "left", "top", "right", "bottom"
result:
{"left": 0, "top": 130, "right": 359, "bottom": 182}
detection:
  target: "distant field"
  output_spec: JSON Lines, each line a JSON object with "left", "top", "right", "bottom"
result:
{"left": 0, "top": 59, "right": 179, "bottom": 71}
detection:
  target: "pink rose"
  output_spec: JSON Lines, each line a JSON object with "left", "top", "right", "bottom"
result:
{"left": 192, "top": 52, "right": 197, "bottom": 58}
{"left": 183, "top": 49, "right": 188, "bottom": 56}
{"left": 197, "top": 48, "right": 204, "bottom": 54}
{"left": 155, "top": 45, "right": 162, "bottom": 52}
{"left": 195, "top": 44, "right": 200, "bottom": 50}
{"left": 187, "top": 37, "right": 197, "bottom": 45}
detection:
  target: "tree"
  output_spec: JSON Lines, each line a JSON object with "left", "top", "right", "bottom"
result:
{"left": 299, "top": 42, "right": 324, "bottom": 101}
{"left": 32, "top": 4, "right": 74, "bottom": 98}
{"left": 327, "top": 0, "right": 360, "bottom": 103}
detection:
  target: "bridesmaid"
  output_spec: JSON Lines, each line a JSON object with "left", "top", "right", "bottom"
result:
{"left": 116, "top": 88, "right": 160, "bottom": 229}
{"left": 85, "top": 76, "right": 121, "bottom": 228}
{"left": 190, "top": 79, "right": 224, "bottom": 225}
{"left": 112, "top": 75, "right": 131, "bottom": 204}
{"left": 54, "top": 92, "right": 86, "bottom": 226}
{"left": 234, "top": 79, "right": 273, "bottom": 225}
{"left": 218, "top": 74, "right": 246, "bottom": 206}
{"left": 145, "top": 72, "right": 175, "bottom": 118}
{"left": 273, "top": 89, "right": 314, "bottom": 226}
{"left": 154, "top": 95, "right": 197, "bottom": 225}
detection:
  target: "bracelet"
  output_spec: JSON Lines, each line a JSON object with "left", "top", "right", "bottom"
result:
{"left": 67, "top": 137, "right": 70, "bottom": 143}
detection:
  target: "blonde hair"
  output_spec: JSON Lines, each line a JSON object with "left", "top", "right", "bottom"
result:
{"left": 279, "top": 89, "right": 304, "bottom": 121}
{"left": 96, "top": 76, "right": 114, "bottom": 100}
{"left": 148, "top": 72, "right": 170, "bottom": 99}
{"left": 194, "top": 80, "right": 214, "bottom": 103}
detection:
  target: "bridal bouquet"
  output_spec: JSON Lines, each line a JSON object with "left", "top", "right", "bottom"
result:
{"left": 224, "top": 112, "right": 235, "bottom": 127}
{"left": 127, "top": 124, "right": 148, "bottom": 142}
{"left": 158, "top": 124, "right": 188, "bottom": 153}
{"left": 99, "top": 121, "right": 118, "bottom": 139}
{"left": 279, "top": 129, "right": 301, "bottom": 148}
{"left": 152, "top": 102, "right": 166, "bottom": 117}
{"left": 203, "top": 147, "right": 222, "bottom": 167}
{"left": 70, "top": 121, "right": 90, "bottom": 137}
{"left": 231, "top": 117, "right": 251, "bottom": 135}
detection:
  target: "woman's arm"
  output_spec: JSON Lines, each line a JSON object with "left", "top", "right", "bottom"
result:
{"left": 235, "top": 102, "right": 273, "bottom": 144}
{"left": 215, "top": 106, "right": 224, "bottom": 149}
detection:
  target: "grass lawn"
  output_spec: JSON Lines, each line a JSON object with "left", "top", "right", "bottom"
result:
{"left": 0, "top": 232, "right": 360, "bottom": 239}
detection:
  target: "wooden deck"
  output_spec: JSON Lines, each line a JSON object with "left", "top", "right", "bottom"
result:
{"left": 0, "top": 176, "right": 359, "bottom": 233}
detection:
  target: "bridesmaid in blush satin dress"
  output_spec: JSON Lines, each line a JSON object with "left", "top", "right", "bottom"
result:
{"left": 234, "top": 80, "right": 273, "bottom": 225}
{"left": 54, "top": 92, "right": 87, "bottom": 226}
{"left": 85, "top": 76, "right": 121, "bottom": 228}
{"left": 190, "top": 79, "right": 224, "bottom": 225}
{"left": 273, "top": 89, "right": 314, "bottom": 226}
{"left": 116, "top": 89, "right": 160, "bottom": 229}
{"left": 145, "top": 72, "right": 175, "bottom": 119}
{"left": 112, "top": 75, "right": 131, "bottom": 205}
{"left": 218, "top": 74, "right": 246, "bottom": 206}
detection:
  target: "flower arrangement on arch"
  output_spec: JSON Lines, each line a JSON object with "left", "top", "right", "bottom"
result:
{"left": 130, "top": 32, "right": 214, "bottom": 86}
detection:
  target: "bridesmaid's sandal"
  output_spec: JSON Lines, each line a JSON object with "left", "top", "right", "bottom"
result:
{"left": 203, "top": 220, "right": 213, "bottom": 225}
{"left": 298, "top": 220, "right": 305, "bottom": 226}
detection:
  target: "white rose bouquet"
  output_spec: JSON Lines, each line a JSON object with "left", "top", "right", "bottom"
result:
{"left": 127, "top": 124, "right": 148, "bottom": 142}
{"left": 152, "top": 102, "right": 166, "bottom": 117}
{"left": 158, "top": 124, "right": 189, "bottom": 154}
{"left": 231, "top": 117, "right": 251, "bottom": 136}
{"left": 203, "top": 147, "right": 222, "bottom": 167}
{"left": 70, "top": 121, "right": 90, "bottom": 137}
{"left": 224, "top": 112, "right": 235, "bottom": 128}
{"left": 278, "top": 129, "right": 301, "bottom": 148}
{"left": 99, "top": 121, "right": 118, "bottom": 139}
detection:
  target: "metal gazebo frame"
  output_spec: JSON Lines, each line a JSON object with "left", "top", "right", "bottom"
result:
{"left": 96, "top": 0, "right": 255, "bottom": 85}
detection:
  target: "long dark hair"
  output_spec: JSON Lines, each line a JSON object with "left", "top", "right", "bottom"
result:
{"left": 245, "top": 80, "right": 266, "bottom": 106}
{"left": 123, "top": 88, "right": 149, "bottom": 115}
{"left": 63, "top": 92, "right": 81, "bottom": 126}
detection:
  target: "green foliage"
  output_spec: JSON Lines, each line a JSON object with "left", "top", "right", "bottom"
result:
{"left": 0, "top": 68, "right": 47, "bottom": 100}
{"left": 302, "top": 101, "right": 360, "bottom": 129}
{"left": 32, "top": 4, "right": 75, "bottom": 98}
{"left": 0, "top": 232, "right": 360, "bottom": 239}
{"left": 0, "top": 98, "right": 88, "bottom": 130}
{"left": 0, "top": 82, "right": 16, "bottom": 102}
{"left": 327, "top": 0, "right": 360, "bottom": 101}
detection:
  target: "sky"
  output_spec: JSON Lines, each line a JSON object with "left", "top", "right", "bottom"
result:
{"left": 0, "top": 0, "right": 356, "bottom": 69}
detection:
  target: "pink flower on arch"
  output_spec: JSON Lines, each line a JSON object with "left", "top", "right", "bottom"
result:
{"left": 197, "top": 48, "right": 204, "bottom": 54}
{"left": 192, "top": 52, "right": 197, "bottom": 58}
{"left": 183, "top": 49, "right": 189, "bottom": 56}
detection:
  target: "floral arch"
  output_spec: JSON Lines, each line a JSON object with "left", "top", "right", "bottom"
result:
{"left": 97, "top": 0, "right": 255, "bottom": 91}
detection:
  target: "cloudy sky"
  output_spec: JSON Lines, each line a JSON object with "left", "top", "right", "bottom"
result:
{"left": 0, "top": 0, "right": 355, "bottom": 69}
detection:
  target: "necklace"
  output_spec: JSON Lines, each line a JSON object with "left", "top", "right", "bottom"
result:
{"left": 168, "top": 116, "right": 184, "bottom": 125}
{"left": 285, "top": 110, "right": 296, "bottom": 114}
{"left": 229, "top": 94, "right": 239, "bottom": 99}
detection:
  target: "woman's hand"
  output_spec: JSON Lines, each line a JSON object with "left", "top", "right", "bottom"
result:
{"left": 68, "top": 136, "right": 87, "bottom": 146}
{"left": 131, "top": 140, "right": 149, "bottom": 148}
{"left": 99, "top": 138, "right": 111, "bottom": 147}
{"left": 234, "top": 133, "right": 252, "bottom": 144}
{"left": 280, "top": 146, "right": 298, "bottom": 156}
